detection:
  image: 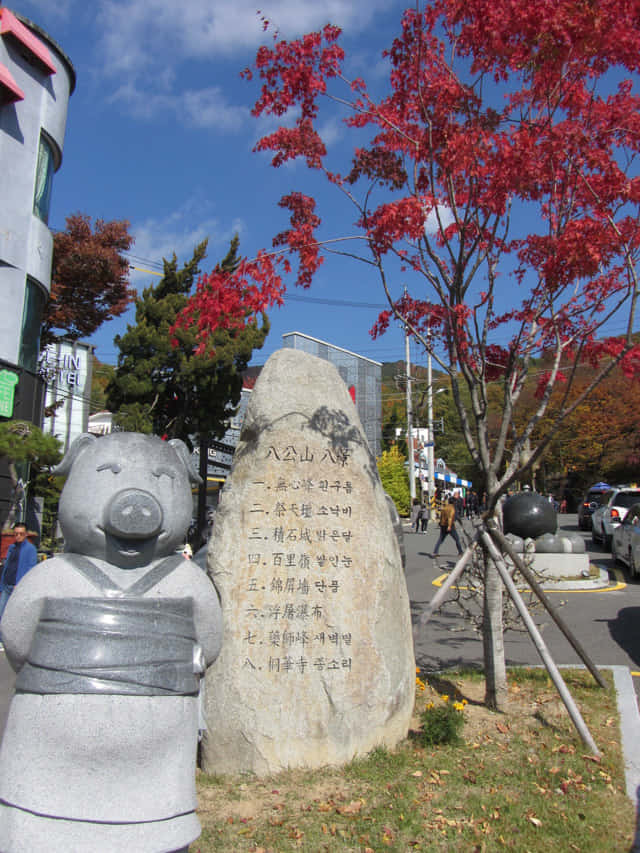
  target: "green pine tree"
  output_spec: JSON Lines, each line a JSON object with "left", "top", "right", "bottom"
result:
{"left": 0, "top": 421, "right": 62, "bottom": 531}
{"left": 106, "top": 237, "right": 270, "bottom": 543}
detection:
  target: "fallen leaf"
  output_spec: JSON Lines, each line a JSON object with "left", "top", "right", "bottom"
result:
{"left": 527, "top": 815, "right": 542, "bottom": 828}
{"left": 412, "top": 770, "right": 423, "bottom": 777}
{"left": 496, "top": 722, "right": 510, "bottom": 734}
{"left": 336, "top": 800, "right": 363, "bottom": 816}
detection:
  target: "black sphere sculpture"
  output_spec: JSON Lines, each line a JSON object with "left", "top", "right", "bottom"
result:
{"left": 503, "top": 492, "right": 557, "bottom": 540}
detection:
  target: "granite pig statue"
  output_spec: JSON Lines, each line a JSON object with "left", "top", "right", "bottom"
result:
{"left": 0, "top": 432, "right": 223, "bottom": 853}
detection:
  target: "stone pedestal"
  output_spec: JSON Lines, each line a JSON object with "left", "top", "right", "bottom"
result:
{"left": 530, "top": 552, "right": 590, "bottom": 579}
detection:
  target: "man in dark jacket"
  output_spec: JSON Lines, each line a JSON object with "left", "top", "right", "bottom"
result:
{"left": 0, "top": 523, "right": 38, "bottom": 636}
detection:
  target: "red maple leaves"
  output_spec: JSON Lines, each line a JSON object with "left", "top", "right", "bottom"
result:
{"left": 183, "top": 0, "right": 640, "bottom": 445}
{"left": 173, "top": 252, "right": 284, "bottom": 356}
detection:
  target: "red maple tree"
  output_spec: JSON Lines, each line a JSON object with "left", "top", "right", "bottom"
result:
{"left": 185, "top": 2, "right": 640, "bottom": 710}
{"left": 43, "top": 214, "right": 134, "bottom": 345}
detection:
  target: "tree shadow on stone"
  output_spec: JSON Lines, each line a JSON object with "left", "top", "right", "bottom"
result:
{"left": 234, "top": 406, "right": 378, "bottom": 487}
{"left": 305, "top": 406, "right": 378, "bottom": 486}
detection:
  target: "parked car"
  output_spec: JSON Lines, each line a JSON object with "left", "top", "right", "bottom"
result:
{"left": 611, "top": 503, "right": 640, "bottom": 578}
{"left": 577, "top": 483, "right": 610, "bottom": 530}
{"left": 591, "top": 486, "right": 640, "bottom": 550}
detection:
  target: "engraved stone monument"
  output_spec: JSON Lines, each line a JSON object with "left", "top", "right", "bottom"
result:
{"left": 202, "top": 349, "right": 415, "bottom": 775}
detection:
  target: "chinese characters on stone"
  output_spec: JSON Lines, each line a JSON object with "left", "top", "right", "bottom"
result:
{"left": 240, "top": 443, "right": 356, "bottom": 676}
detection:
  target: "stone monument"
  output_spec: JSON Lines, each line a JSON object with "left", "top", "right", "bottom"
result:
{"left": 202, "top": 349, "right": 415, "bottom": 775}
{"left": 0, "top": 432, "right": 223, "bottom": 852}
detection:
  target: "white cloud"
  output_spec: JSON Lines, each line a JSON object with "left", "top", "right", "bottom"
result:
{"left": 94, "top": 0, "right": 395, "bottom": 125}
{"left": 16, "top": 0, "right": 75, "bottom": 19}
{"left": 109, "top": 82, "right": 248, "bottom": 130}
{"left": 128, "top": 201, "right": 246, "bottom": 288}
{"left": 98, "top": 0, "right": 393, "bottom": 73}
{"left": 424, "top": 205, "right": 455, "bottom": 236}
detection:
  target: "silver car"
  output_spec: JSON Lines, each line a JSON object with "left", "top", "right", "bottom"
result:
{"left": 591, "top": 486, "right": 640, "bottom": 550}
{"left": 611, "top": 503, "right": 640, "bottom": 577}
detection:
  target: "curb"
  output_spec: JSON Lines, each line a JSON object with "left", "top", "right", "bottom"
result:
{"left": 537, "top": 566, "right": 616, "bottom": 591}
{"left": 609, "top": 667, "right": 640, "bottom": 805}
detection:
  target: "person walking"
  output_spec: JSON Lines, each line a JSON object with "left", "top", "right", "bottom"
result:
{"left": 0, "top": 522, "right": 38, "bottom": 635}
{"left": 410, "top": 499, "right": 422, "bottom": 533}
{"left": 433, "top": 497, "right": 464, "bottom": 557}
{"left": 420, "top": 501, "right": 429, "bottom": 533}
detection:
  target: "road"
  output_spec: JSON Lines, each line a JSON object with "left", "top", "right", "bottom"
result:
{"left": 0, "top": 513, "right": 638, "bottom": 737}
{"left": 407, "top": 513, "right": 640, "bottom": 689}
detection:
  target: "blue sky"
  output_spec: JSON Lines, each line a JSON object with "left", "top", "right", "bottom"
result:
{"left": 14, "top": 0, "right": 420, "bottom": 370}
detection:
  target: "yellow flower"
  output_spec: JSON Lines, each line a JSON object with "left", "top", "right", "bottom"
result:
{"left": 441, "top": 694, "right": 449, "bottom": 703}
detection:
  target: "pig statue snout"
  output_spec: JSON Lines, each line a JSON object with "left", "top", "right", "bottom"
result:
{"left": 103, "top": 489, "right": 164, "bottom": 540}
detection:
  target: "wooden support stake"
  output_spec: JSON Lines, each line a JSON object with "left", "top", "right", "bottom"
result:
{"left": 419, "top": 538, "right": 478, "bottom": 627}
{"left": 487, "top": 523, "right": 606, "bottom": 688}
{"left": 482, "top": 531, "right": 600, "bottom": 757}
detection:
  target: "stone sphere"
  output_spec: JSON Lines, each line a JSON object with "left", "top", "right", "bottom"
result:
{"left": 534, "top": 533, "right": 561, "bottom": 553}
{"left": 503, "top": 492, "right": 557, "bottom": 540}
{"left": 504, "top": 533, "right": 524, "bottom": 553}
{"left": 564, "top": 533, "right": 586, "bottom": 554}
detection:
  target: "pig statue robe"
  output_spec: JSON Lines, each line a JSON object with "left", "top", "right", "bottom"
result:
{"left": 0, "top": 433, "right": 223, "bottom": 853}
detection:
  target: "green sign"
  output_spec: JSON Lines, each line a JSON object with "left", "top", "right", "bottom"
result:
{"left": 0, "top": 370, "right": 19, "bottom": 418}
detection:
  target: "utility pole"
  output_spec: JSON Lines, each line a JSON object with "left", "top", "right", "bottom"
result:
{"left": 405, "top": 323, "right": 416, "bottom": 503}
{"left": 426, "top": 329, "right": 435, "bottom": 518}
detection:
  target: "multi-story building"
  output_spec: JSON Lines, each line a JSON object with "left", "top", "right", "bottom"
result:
{"left": 282, "top": 332, "right": 382, "bottom": 458}
{"left": 40, "top": 340, "right": 94, "bottom": 453}
{"left": 0, "top": 7, "right": 75, "bottom": 520}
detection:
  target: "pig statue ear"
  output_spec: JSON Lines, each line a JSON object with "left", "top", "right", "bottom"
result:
{"left": 168, "top": 438, "right": 203, "bottom": 485}
{"left": 52, "top": 433, "right": 97, "bottom": 477}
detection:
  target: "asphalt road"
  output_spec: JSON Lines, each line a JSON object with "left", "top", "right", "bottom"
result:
{"left": 0, "top": 513, "right": 638, "bottom": 738}
{"left": 407, "top": 513, "right": 640, "bottom": 689}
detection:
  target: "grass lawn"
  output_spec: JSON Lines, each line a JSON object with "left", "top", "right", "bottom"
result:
{"left": 193, "top": 668, "right": 635, "bottom": 852}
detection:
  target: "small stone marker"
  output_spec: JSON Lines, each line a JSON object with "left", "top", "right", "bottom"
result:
{"left": 202, "top": 349, "right": 415, "bottom": 775}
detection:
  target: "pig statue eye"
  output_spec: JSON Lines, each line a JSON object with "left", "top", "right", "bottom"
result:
{"left": 152, "top": 466, "right": 176, "bottom": 481}
{"left": 97, "top": 462, "right": 122, "bottom": 474}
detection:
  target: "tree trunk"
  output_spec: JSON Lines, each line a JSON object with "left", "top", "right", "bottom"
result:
{"left": 482, "top": 551, "right": 508, "bottom": 710}
{"left": 2, "top": 461, "right": 25, "bottom": 533}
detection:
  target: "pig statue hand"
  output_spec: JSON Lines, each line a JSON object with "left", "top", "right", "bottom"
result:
{"left": 0, "top": 432, "right": 223, "bottom": 853}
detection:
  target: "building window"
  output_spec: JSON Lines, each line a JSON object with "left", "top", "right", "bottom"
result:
{"left": 19, "top": 278, "right": 47, "bottom": 372}
{"left": 33, "top": 134, "right": 55, "bottom": 224}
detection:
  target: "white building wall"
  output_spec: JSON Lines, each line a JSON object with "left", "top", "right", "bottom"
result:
{"left": 0, "top": 10, "right": 75, "bottom": 366}
{"left": 40, "top": 340, "right": 93, "bottom": 452}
